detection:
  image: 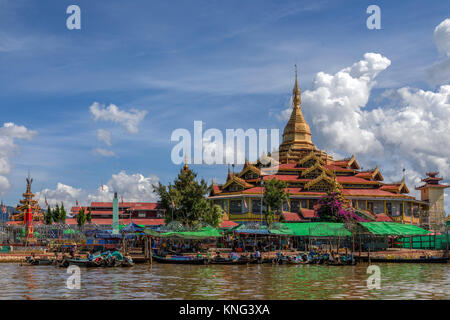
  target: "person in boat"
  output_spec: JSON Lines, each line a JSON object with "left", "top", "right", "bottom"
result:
{"left": 215, "top": 251, "right": 222, "bottom": 259}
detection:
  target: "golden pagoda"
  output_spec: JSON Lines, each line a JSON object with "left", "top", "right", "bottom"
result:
{"left": 208, "top": 69, "right": 437, "bottom": 228}
{"left": 277, "top": 66, "right": 330, "bottom": 163}
{"left": 11, "top": 176, "right": 43, "bottom": 222}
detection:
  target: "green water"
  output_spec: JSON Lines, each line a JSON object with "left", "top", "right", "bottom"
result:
{"left": 0, "top": 263, "right": 448, "bottom": 299}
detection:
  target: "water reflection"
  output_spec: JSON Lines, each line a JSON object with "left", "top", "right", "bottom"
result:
{"left": 0, "top": 263, "right": 448, "bottom": 300}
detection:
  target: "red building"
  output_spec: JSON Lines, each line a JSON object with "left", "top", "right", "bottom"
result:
{"left": 69, "top": 202, "right": 166, "bottom": 226}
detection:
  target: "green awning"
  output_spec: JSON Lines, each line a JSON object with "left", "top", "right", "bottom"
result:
{"left": 359, "top": 222, "right": 431, "bottom": 236}
{"left": 144, "top": 226, "right": 222, "bottom": 239}
{"left": 281, "top": 223, "right": 352, "bottom": 237}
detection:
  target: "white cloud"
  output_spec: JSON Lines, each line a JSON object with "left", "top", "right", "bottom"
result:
{"left": 96, "top": 129, "right": 112, "bottom": 146}
{"left": 89, "top": 102, "right": 147, "bottom": 134}
{"left": 427, "top": 18, "right": 450, "bottom": 86}
{"left": 293, "top": 52, "right": 390, "bottom": 155}
{"left": 37, "top": 183, "right": 83, "bottom": 208}
{"left": 276, "top": 47, "right": 450, "bottom": 200}
{"left": 0, "top": 122, "right": 36, "bottom": 195}
{"left": 38, "top": 171, "right": 160, "bottom": 209}
{"left": 92, "top": 148, "right": 116, "bottom": 157}
{"left": 88, "top": 171, "right": 159, "bottom": 203}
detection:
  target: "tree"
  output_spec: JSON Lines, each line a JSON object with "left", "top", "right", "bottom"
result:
{"left": 86, "top": 207, "right": 92, "bottom": 223}
{"left": 316, "top": 192, "right": 364, "bottom": 223}
{"left": 59, "top": 203, "right": 66, "bottom": 223}
{"left": 202, "top": 204, "right": 223, "bottom": 228}
{"left": 77, "top": 208, "right": 86, "bottom": 228}
{"left": 53, "top": 204, "right": 60, "bottom": 223}
{"left": 263, "top": 178, "right": 289, "bottom": 227}
{"left": 44, "top": 206, "right": 53, "bottom": 225}
{"left": 153, "top": 167, "right": 215, "bottom": 227}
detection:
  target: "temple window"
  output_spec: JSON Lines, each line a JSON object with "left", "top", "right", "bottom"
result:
{"left": 230, "top": 200, "right": 243, "bottom": 214}
{"left": 357, "top": 200, "right": 366, "bottom": 210}
{"left": 373, "top": 201, "right": 384, "bottom": 214}
{"left": 386, "top": 202, "right": 392, "bottom": 215}
{"left": 391, "top": 202, "right": 402, "bottom": 216}
{"left": 308, "top": 199, "right": 317, "bottom": 210}
{"left": 300, "top": 199, "right": 308, "bottom": 209}
{"left": 367, "top": 201, "right": 374, "bottom": 213}
{"left": 251, "top": 198, "right": 266, "bottom": 214}
{"left": 291, "top": 200, "right": 300, "bottom": 213}
{"left": 405, "top": 202, "right": 412, "bottom": 217}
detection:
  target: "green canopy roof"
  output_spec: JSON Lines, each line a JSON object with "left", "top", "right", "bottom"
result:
{"left": 281, "top": 223, "right": 352, "bottom": 237}
{"left": 144, "top": 226, "right": 222, "bottom": 239}
{"left": 359, "top": 222, "right": 431, "bottom": 236}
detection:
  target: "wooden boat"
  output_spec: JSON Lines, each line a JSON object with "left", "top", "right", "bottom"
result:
{"left": 62, "top": 258, "right": 102, "bottom": 268}
{"left": 209, "top": 257, "right": 255, "bottom": 265}
{"left": 25, "top": 256, "right": 56, "bottom": 266}
{"left": 355, "top": 255, "right": 449, "bottom": 263}
{"left": 152, "top": 254, "right": 208, "bottom": 265}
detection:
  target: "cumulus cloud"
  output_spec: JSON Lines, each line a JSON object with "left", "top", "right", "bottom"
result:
{"left": 96, "top": 129, "right": 112, "bottom": 146}
{"left": 92, "top": 148, "right": 116, "bottom": 157}
{"left": 276, "top": 40, "right": 449, "bottom": 213}
{"left": 427, "top": 18, "right": 450, "bottom": 86}
{"left": 38, "top": 171, "right": 160, "bottom": 210}
{"left": 37, "top": 183, "right": 84, "bottom": 208}
{"left": 0, "top": 122, "right": 36, "bottom": 195}
{"left": 290, "top": 52, "right": 391, "bottom": 155}
{"left": 89, "top": 102, "right": 147, "bottom": 134}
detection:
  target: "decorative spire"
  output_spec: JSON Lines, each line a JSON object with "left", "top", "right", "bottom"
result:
{"left": 183, "top": 153, "right": 189, "bottom": 171}
{"left": 293, "top": 64, "right": 301, "bottom": 108}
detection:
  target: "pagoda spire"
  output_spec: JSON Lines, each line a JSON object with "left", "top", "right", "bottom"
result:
{"left": 183, "top": 153, "right": 190, "bottom": 171}
{"left": 280, "top": 66, "right": 313, "bottom": 145}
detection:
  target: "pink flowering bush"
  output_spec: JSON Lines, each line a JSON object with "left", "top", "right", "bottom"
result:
{"left": 316, "top": 192, "right": 366, "bottom": 222}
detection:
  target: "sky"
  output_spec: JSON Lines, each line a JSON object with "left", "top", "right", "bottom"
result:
{"left": 0, "top": 0, "right": 449, "bottom": 214}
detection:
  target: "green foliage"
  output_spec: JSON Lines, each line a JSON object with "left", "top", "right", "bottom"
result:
{"left": 263, "top": 178, "right": 288, "bottom": 227}
{"left": 86, "top": 207, "right": 92, "bottom": 223}
{"left": 153, "top": 167, "right": 218, "bottom": 227}
{"left": 44, "top": 206, "right": 53, "bottom": 225}
{"left": 202, "top": 204, "right": 223, "bottom": 228}
{"left": 77, "top": 208, "right": 86, "bottom": 227}
{"left": 52, "top": 204, "right": 60, "bottom": 223}
{"left": 59, "top": 203, "right": 66, "bottom": 223}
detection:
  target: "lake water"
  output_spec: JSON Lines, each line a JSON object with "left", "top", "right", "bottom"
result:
{"left": 0, "top": 263, "right": 448, "bottom": 300}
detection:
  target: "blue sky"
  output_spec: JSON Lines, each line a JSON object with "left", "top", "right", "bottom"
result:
{"left": 0, "top": 0, "right": 449, "bottom": 209}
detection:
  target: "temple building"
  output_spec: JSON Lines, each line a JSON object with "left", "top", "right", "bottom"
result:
{"left": 209, "top": 71, "right": 448, "bottom": 230}
{"left": 415, "top": 172, "right": 449, "bottom": 229}
{"left": 10, "top": 176, "right": 44, "bottom": 223}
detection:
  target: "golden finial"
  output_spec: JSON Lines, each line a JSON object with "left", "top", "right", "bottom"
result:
{"left": 293, "top": 64, "right": 301, "bottom": 107}
{"left": 183, "top": 153, "right": 189, "bottom": 171}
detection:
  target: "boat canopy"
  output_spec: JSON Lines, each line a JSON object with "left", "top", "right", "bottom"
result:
{"left": 359, "top": 222, "right": 431, "bottom": 236}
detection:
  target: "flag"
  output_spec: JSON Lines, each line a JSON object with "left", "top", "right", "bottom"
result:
{"left": 76, "top": 200, "right": 79, "bottom": 207}
{"left": 121, "top": 196, "right": 124, "bottom": 204}
{"left": 243, "top": 199, "right": 247, "bottom": 209}
{"left": 171, "top": 200, "right": 175, "bottom": 208}
{"left": 45, "top": 197, "right": 48, "bottom": 207}
{"left": 1, "top": 201, "right": 6, "bottom": 214}
{"left": 101, "top": 184, "right": 104, "bottom": 191}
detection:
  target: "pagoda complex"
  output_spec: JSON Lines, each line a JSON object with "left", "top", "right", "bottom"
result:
{"left": 209, "top": 70, "right": 447, "bottom": 230}
{"left": 10, "top": 176, "right": 44, "bottom": 223}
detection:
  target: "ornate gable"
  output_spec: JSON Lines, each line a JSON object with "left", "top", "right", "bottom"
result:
{"left": 298, "top": 151, "right": 325, "bottom": 168}
{"left": 238, "top": 163, "right": 261, "bottom": 180}
{"left": 222, "top": 175, "right": 254, "bottom": 192}
{"left": 301, "top": 162, "right": 333, "bottom": 179}
{"left": 304, "top": 171, "right": 341, "bottom": 192}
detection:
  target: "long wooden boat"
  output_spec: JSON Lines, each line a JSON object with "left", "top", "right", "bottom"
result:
{"left": 209, "top": 257, "right": 255, "bottom": 265}
{"left": 152, "top": 254, "right": 208, "bottom": 265}
{"left": 62, "top": 258, "right": 102, "bottom": 268}
{"left": 25, "top": 257, "right": 56, "bottom": 266}
{"left": 355, "top": 255, "right": 449, "bottom": 263}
